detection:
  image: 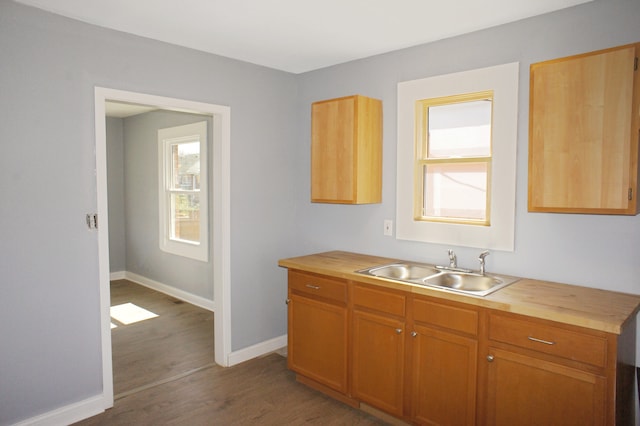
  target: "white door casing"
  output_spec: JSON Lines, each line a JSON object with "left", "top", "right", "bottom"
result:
{"left": 94, "top": 87, "right": 231, "bottom": 409}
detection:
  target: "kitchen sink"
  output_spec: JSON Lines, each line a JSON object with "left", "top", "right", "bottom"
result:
{"left": 357, "top": 262, "right": 519, "bottom": 296}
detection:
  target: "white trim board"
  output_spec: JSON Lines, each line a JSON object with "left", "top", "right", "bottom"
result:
{"left": 227, "top": 335, "right": 288, "bottom": 366}
{"left": 110, "top": 271, "right": 126, "bottom": 280}
{"left": 12, "top": 395, "right": 105, "bottom": 426}
{"left": 116, "top": 271, "right": 215, "bottom": 311}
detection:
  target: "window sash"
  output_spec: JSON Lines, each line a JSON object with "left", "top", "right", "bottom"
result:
{"left": 414, "top": 92, "right": 493, "bottom": 225}
{"left": 158, "top": 120, "right": 208, "bottom": 262}
{"left": 415, "top": 158, "right": 491, "bottom": 225}
{"left": 164, "top": 139, "right": 201, "bottom": 245}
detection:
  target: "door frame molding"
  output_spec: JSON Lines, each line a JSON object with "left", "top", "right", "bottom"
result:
{"left": 94, "top": 87, "right": 231, "bottom": 409}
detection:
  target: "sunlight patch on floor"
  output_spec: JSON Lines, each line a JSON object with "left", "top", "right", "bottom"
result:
{"left": 111, "top": 302, "right": 159, "bottom": 325}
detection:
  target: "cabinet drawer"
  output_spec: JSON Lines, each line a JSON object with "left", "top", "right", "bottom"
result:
{"left": 489, "top": 314, "right": 608, "bottom": 368}
{"left": 353, "top": 283, "right": 405, "bottom": 317}
{"left": 289, "top": 270, "right": 347, "bottom": 304}
{"left": 413, "top": 298, "right": 478, "bottom": 336}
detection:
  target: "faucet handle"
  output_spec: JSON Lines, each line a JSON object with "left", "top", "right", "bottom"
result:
{"left": 478, "top": 250, "right": 489, "bottom": 275}
{"left": 448, "top": 249, "right": 457, "bottom": 268}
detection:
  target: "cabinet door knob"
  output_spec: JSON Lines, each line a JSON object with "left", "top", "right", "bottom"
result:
{"left": 285, "top": 299, "right": 290, "bottom": 305}
{"left": 411, "top": 331, "right": 418, "bottom": 337}
{"left": 487, "top": 355, "right": 494, "bottom": 362}
{"left": 395, "top": 328, "right": 403, "bottom": 334}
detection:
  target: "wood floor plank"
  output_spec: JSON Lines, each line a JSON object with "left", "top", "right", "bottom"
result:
{"left": 76, "top": 354, "right": 387, "bottom": 425}
{"left": 109, "top": 280, "right": 214, "bottom": 396}
{"left": 75, "top": 280, "right": 387, "bottom": 424}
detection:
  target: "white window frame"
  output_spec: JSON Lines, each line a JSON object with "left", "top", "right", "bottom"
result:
{"left": 397, "top": 62, "right": 519, "bottom": 251}
{"left": 158, "top": 121, "right": 209, "bottom": 261}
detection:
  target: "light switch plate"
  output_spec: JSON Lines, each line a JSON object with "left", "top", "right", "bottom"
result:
{"left": 383, "top": 220, "right": 393, "bottom": 236}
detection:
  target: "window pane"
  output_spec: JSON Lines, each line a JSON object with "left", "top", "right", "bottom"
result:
{"left": 171, "top": 142, "right": 200, "bottom": 190}
{"left": 423, "top": 162, "right": 488, "bottom": 221}
{"left": 170, "top": 193, "right": 200, "bottom": 243}
{"left": 428, "top": 100, "right": 491, "bottom": 158}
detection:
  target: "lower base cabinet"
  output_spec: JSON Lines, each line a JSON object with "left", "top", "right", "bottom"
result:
{"left": 411, "top": 324, "right": 478, "bottom": 425}
{"left": 481, "top": 312, "right": 628, "bottom": 426}
{"left": 485, "top": 347, "right": 606, "bottom": 426}
{"left": 285, "top": 271, "right": 636, "bottom": 426}
{"left": 351, "top": 283, "right": 407, "bottom": 417}
{"left": 410, "top": 296, "right": 479, "bottom": 426}
{"left": 352, "top": 310, "right": 405, "bottom": 416}
{"left": 287, "top": 271, "right": 348, "bottom": 394}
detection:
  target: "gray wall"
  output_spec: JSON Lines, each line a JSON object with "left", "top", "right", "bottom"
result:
{"left": 123, "top": 110, "right": 213, "bottom": 299}
{"left": 0, "top": 1, "right": 297, "bottom": 423}
{"left": 295, "top": 0, "right": 640, "bottom": 296}
{"left": 106, "top": 117, "right": 126, "bottom": 272}
{"left": 1, "top": 0, "right": 640, "bottom": 424}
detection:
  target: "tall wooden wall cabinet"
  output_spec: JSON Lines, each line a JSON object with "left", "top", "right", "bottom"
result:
{"left": 311, "top": 95, "right": 382, "bottom": 204}
{"left": 528, "top": 42, "right": 640, "bottom": 214}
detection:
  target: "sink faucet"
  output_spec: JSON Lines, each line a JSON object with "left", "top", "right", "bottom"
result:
{"left": 478, "top": 250, "right": 490, "bottom": 275}
{"left": 448, "top": 249, "right": 457, "bottom": 268}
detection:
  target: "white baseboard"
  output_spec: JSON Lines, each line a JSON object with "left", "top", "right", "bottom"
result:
{"left": 13, "top": 394, "right": 105, "bottom": 426}
{"left": 227, "top": 335, "right": 287, "bottom": 366}
{"left": 110, "top": 270, "right": 126, "bottom": 280}
{"left": 117, "top": 271, "right": 215, "bottom": 312}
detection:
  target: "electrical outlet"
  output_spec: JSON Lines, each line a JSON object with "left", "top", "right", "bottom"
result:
{"left": 383, "top": 220, "right": 393, "bottom": 236}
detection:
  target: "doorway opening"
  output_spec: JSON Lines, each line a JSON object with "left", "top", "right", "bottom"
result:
{"left": 94, "top": 87, "right": 231, "bottom": 409}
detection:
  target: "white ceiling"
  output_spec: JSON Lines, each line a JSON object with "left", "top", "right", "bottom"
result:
{"left": 15, "top": 0, "right": 591, "bottom": 74}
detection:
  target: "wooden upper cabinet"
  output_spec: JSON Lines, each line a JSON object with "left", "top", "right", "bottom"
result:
{"left": 311, "top": 95, "right": 382, "bottom": 204}
{"left": 528, "top": 43, "right": 640, "bottom": 214}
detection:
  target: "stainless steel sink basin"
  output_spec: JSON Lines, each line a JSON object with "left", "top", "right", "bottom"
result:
{"left": 423, "top": 272, "right": 504, "bottom": 293}
{"left": 367, "top": 264, "right": 440, "bottom": 280}
{"left": 357, "top": 262, "right": 519, "bottom": 296}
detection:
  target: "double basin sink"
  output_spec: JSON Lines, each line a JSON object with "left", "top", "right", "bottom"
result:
{"left": 357, "top": 262, "right": 519, "bottom": 296}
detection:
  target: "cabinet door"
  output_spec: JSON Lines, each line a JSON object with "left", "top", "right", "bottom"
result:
{"left": 411, "top": 324, "right": 477, "bottom": 426}
{"left": 288, "top": 294, "right": 348, "bottom": 393}
{"left": 352, "top": 310, "right": 405, "bottom": 416}
{"left": 311, "top": 95, "right": 382, "bottom": 204}
{"left": 529, "top": 43, "right": 639, "bottom": 214}
{"left": 486, "top": 347, "right": 606, "bottom": 426}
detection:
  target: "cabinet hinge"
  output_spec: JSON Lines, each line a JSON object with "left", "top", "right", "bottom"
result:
{"left": 629, "top": 188, "right": 633, "bottom": 201}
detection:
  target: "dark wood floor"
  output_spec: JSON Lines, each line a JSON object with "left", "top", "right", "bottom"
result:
{"left": 109, "top": 279, "right": 215, "bottom": 397}
{"left": 75, "top": 280, "right": 386, "bottom": 425}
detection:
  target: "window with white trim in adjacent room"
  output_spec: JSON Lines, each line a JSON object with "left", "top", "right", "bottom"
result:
{"left": 158, "top": 121, "right": 208, "bottom": 261}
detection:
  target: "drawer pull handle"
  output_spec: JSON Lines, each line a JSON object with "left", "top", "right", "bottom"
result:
{"left": 395, "top": 328, "right": 403, "bottom": 334}
{"left": 305, "top": 284, "right": 321, "bottom": 290}
{"left": 411, "top": 331, "right": 418, "bottom": 337}
{"left": 528, "top": 336, "right": 556, "bottom": 345}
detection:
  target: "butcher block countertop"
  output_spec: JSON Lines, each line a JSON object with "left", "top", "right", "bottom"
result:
{"left": 279, "top": 251, "right": 640, "bottom": 335}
